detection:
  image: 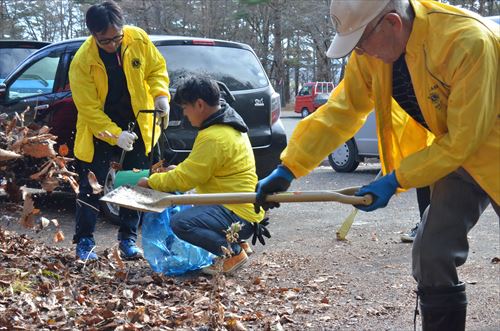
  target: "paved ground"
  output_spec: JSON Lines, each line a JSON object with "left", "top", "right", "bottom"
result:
{"left": 1, "top": 161, "right": 498, "bottom": 330}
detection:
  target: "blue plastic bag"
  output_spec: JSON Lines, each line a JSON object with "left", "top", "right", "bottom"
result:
{"left": 142, "top": 205, "right": 215, "bottom": 276}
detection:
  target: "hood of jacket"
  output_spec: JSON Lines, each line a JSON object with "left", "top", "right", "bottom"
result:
{"left": 200, "top": 101, "right": 248, "bottom": 133}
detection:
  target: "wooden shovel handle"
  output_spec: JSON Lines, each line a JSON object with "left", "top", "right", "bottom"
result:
{"left": 149, "top": 186, "right": 372, "bottom": 206}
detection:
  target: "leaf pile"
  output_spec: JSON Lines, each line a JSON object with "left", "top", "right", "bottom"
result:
{"left": 0, "top": 224, "right": 419, "bottom": 330}
{"left": 0, "top": 109, "right": 78, "bottom": 201}
{"left": 0, "top": 227, "right": 295, "bottom": 330}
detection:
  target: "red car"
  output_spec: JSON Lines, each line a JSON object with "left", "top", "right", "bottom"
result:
{"left": 294, "top": 81, "right": 334, "bottom": 117}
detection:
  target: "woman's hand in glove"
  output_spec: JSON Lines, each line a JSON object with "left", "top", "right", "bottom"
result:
{"left": 155, "top": 96, "right": 170, "bottom": 129}
{"left": 117, "top": 130, "right": 138, "bottom": 151}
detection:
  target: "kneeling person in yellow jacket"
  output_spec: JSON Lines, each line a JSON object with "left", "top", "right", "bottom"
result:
{"left": 138, "top": 76, "right": 265, "bottom": 275}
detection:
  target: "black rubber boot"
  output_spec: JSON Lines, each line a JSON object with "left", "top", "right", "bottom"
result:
{"left": 417, "top": 282, "right": 467, "bottom": 331}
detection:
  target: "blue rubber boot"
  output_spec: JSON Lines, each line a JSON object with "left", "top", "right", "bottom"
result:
{"left": 119, "top": 238, "right": 143, "bottom": 260}
{"left": 76, "top": 237, "right": 98, "bottom": 261}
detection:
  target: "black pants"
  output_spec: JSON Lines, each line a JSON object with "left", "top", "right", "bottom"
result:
{"left": 73, "top": 135, "right": 153, "bottom": 243}
{"left": 417, "top": 186, "right": 431, "bottom": 219}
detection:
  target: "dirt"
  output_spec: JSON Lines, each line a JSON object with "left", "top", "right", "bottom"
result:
{"left": 0, "top": 164, "right": 498, "bottom": 330}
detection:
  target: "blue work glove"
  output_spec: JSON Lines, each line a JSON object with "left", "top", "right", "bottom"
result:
{"left": 355, "top": 172, "right": 400, "bottom": 212}
{"left": 254, "top": 165, "right": 295, "bottom": 213}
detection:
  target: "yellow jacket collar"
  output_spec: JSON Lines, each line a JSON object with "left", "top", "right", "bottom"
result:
{"left": 405, "top": 0, "right": 427, "bottom": 60}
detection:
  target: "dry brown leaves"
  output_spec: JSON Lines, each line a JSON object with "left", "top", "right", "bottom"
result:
{"left": 0, "top": 227, "right": 321, "bottom": 330}
{"left": 1, "top": 110, "right": 74, "bottom": 243}
{"left": 1, "top": 109, "right": 79, "bottom": 198}
{"left": 18, "top": 193, "right": 39, "bottom": 228}
{"left": 88, "top": 171, "right": 103, "bottom": 194}
{"left": 0, "top": 148, "right": 21, "bottom": 161}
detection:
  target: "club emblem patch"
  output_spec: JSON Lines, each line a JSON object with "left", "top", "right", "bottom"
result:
{"left": 132, "top": 58, "right": 141, "bottom": 69}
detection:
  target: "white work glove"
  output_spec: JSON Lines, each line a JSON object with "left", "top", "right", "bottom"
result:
{"left": 154, "top": 96, "right": 170, "bottom": 129}
{"left": 117, "top": 130, "right": 138, "bottom": 151}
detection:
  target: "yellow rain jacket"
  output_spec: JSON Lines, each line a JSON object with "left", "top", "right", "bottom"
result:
{"left": 148, "top": 106, "right": 265, "bottom": 223}
{"left": 282, "top": 0, "right": 499, "bottom": 204}
{"left": 69, "top": 25, "right": 170, "bottom": 162}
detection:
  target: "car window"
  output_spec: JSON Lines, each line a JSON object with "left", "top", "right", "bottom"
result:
{"left": 319, "top": 83, "right": 326, "bottom": 94}
{"left": 157, "top": 45, "right": 268, "bottom": 91}
{"left": 298, "top": 86, "right": 311, "bottom": 96}
{"left": 0, "top": 48, "right": 38, "bottom": 82}
{"left": 7, "top": 54, "right": 60, "bottom": 101}
{"left": 61, "top": 53, "right": 76, "bottom": 92}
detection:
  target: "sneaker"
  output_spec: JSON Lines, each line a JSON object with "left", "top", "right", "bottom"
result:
{"left": 119, "top": 239, "right": 143, "bottom": 260}
{"left": 239, "top": 241, "right": 253, "bottom": 256}
{"left": 401, "top": 223, "right": 419, "bottom": 243}
{"left": 202, "top": 250, "right": 249, "bottom": 275}
{"left": 76, "top": 237, "right": 98, "bottom": 261}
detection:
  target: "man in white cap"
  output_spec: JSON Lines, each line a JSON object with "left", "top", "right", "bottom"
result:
{"left": 254, "top": 0, "right": 499, "bottom": 330}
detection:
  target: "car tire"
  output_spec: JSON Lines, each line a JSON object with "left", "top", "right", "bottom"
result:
{"left": 99, "top": 167, "right": 121, "bottom": 225}
{"left": 328, "top": 139, "right": 360, "bottom": 173}
{"left": 301, "top": 107, "right": 310, "bottom": 118}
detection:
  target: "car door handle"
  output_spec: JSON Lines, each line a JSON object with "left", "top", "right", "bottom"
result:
{"left": 168, "top": 120, "right": 181, "bottom": 127}
{"left": 34, "top": 104, "right": 50, "bottom": 111}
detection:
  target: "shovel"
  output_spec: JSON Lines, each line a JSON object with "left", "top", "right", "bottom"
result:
{"left": 336, "top": 169, "right": 383, "bottom": 240}
{"left": 100, "top": 185, "right": 372, "bottom": 213}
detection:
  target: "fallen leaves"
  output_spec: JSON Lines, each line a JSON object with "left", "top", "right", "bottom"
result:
{"left": 0, "top": 148, "right": 21, "bottom": 161}
{"left": 1, "top": 109, "right": 74, "bottom": 243}
{"left": 88, "top": 171, "right": 103, "bottom": 194}
{"left": 19, "top": 194, "right": 39, "bottom": 228}
{"left": 112, "top": 245, "right": 126, "bottom": 270}
{"left": 0, "top": 226, "right": 465, "bottom": 330}
{"left": 1, "top": 109, "right": 79, "bottom": 199}
{"left": 21, "top": 135, "right": 57, "bottom": 158}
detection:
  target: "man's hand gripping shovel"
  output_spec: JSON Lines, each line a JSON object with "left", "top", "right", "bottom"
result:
{"left": 336, "top": 170, "right": 382, "bottom": 240}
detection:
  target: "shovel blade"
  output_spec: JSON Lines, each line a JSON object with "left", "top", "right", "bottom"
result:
{"left": 100, "top": 185, "right": 170, "bottom": 213}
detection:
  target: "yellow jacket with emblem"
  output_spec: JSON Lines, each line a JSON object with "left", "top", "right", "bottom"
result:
{"left": 282, "top": 0, "right": 499, "bottom": 204}
{"left": 69, "top": 25, "right": 170, "bottom": 162}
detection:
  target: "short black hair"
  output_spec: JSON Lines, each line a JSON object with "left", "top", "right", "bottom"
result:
{"left": 86, "top": 1, "right": 124, "bottom": 34}
{"left": 173, "top": 76, "right": 220, "bottom": 107}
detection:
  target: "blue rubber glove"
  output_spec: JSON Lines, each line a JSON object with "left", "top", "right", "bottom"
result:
{"left": 355, "top": 172, "right": 400, "bottom": 212}
{"left": 254, "top": 165, "right": 295, "bottom": 213}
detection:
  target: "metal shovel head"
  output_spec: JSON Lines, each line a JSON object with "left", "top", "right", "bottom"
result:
{"left": 100, "top": 185, "right": 170, "bottom": 213}
{"left": 100, "top": 185, "right": 372, "bottom": 213}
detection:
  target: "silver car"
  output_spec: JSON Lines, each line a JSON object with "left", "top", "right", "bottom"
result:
{"left": 328, "top": 112, "right": 378, "bottom": 172}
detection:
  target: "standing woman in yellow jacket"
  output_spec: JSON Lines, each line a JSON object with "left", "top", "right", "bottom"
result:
{"left": 254, "top": 1, "right": 499, "bottom": 330}
{"left": 69, "top": 1, "right": 170, "bottom": 261}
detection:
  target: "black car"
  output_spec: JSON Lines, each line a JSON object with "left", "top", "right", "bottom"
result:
{"left": 0, "top": 40, "right": 50, "bottom": 83}
{"left": 0, "top": 36, "right": 287, "bottom": 220}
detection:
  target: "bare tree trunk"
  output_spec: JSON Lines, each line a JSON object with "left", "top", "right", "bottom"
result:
{"left": 0, "top": 0, "right": 5, "bottom": 38}
{"left": 271, "top": 0, "right": 285, "bottom": 105}
{"left": 261, "top": 6, "right": 271, "bottom": 72}
{"left": 294, "top": 35, "right": 300, "bottom": 96}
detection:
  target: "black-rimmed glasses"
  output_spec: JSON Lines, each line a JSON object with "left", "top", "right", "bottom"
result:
{"left": 97, "top": 33, "right": 124, "bottom": 45}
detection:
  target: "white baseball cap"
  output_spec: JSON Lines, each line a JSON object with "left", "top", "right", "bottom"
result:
{"left": 326, "top": 0, "right": 391, "bottom": 58}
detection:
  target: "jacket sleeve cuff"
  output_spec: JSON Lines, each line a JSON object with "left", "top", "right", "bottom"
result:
{"left": 394, "top": 169, "right": 410, "bottom": 189}
{"left": 147, "top": 173, "right": 162, "bottom": 191}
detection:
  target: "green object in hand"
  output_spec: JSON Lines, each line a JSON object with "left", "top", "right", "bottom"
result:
{"left": 114, "top": 169, "right": 150, "bottom": 188}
